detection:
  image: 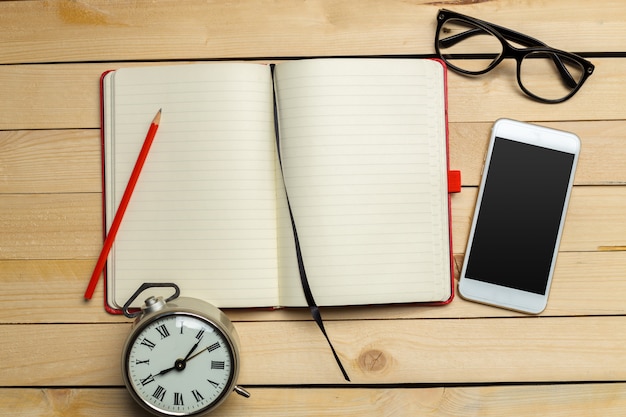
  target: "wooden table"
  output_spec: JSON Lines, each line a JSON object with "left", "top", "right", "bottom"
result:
{"left": 2, "top": 1, "right": 625, "bottom": 415}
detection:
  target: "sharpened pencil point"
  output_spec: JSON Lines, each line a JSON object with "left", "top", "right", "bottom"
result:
{"left": 153, "top": 108, "right": 162, "bottom": 125}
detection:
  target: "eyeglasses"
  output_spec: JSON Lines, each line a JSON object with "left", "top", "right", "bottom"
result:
{"left": 435, "top": 9, "right": 595, "bottom": 103}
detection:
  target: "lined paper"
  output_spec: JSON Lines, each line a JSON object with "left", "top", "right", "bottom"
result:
{"left": 274, "top": 59, "right": 451, "bottom": 306}
{"left": 103, "top": 63, "right": 280, "bottom": 308}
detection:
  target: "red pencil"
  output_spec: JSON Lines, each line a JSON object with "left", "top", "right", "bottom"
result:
{"left": 84, "top": 108, "right": 162, "bottom": 300}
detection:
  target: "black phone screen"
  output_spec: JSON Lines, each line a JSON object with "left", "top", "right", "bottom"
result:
{"left": 465, "top": 137, "right": 576, "bottom": 295}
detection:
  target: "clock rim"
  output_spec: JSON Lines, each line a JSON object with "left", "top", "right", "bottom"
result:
{"left": 122, "top": 303, "right": 240, "bottom": 417}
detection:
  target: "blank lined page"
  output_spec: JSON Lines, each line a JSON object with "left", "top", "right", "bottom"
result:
{"left": 104, "top": 63, "right": 280, "bottom": 309}
{"left": 274, "top": 58, "right": 451, "bottom": 306}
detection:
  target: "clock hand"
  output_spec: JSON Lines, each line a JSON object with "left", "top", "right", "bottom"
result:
{"left": 155, "top": 341, "right": 200, "bottom": 377}
{"left": 182, "top": 341, "right": 200, "bottom": 361}
{"left": 186, "top": 342, "right": 219, "bottom": 362}
{"left": 155, "top": 364, "right": 177, "bottom": 377}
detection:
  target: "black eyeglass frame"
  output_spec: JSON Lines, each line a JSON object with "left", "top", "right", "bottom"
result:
{"left": 435, "top": 9, "right": 595, "bottom": 103}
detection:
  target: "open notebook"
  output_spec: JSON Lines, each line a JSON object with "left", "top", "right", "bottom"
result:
{"left": 100, "top": 58, "right": 458, "bottom": 312}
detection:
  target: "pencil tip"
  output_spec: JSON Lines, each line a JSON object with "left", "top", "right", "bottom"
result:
{"left": 153, "top": 108, "right": 162, "bottom": 124}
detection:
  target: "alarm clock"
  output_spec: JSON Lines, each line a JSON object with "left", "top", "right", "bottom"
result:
{"left": 121, "top": 283, "right": 249, "bottom": 416}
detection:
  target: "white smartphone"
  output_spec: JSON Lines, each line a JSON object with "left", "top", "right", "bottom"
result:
{"left": 459, "top": 119, "right": 580, "bottom": 314}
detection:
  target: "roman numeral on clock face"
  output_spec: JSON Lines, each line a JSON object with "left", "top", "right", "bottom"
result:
{"left": 211, "top": 360, "right": 225, "bottom": 370}
{"left": 174, "top": 392, "right": 184, "bottom": 406}
{"left": 156, "top": 324, "right": 170, "bottom": 339}
{"left": 140, "top": 374, "right": 155, "bottom": 386}
{"left": 140, "top": 338, "right": 156, "bottom": 350}
{"left": 152, "top": 385, "right": 166, "bottom": 401}
{"left": 191, "top": 389, "right": 204, "bottom": 402}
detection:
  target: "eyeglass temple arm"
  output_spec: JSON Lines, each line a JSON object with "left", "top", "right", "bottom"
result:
{"left": 439, "top": 23, "right": 577, "bottom": 89}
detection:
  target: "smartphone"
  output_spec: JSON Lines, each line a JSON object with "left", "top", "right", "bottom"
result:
{"left": 459, "top": 119, "right": 580, "bottom": 314}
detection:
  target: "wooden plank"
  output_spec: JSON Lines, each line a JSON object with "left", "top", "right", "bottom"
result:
{"left": 1, "top": 250, "right": 626, "bottom": 324}
{"left": 0, "top": 388, "right": 144, "bottom": 417}
{"left": 1, "top": 121, "right": 624, "bottom": 195}
{"left": 0, "top": 129, "right": 101, "bottom": 194}
{"left": 446, "top": 58, "right": 625, "bottom": 123}
{"left": 0, "top": 260, "right": 121, "bottom": 324}
{"left": 1, "top": 59, "right": 625, "bottom": 130}
{"left": 1, "top": 186, "right": 625, "bottom": 259}
{"left": 0, "top": 63, "right": 108, "bottom": 130}
{"left": 450, "top": 121, "right": 626, "bottom": 187}
{"left": 0, "top": 193, "right": 103, "bottom": 260}
{"left": 0, "top": 0, "right": 623, "bottom": 65}
{"left": 0, "top": 323, "right": 128, "bottom": 386}
{"left": 3, "top": 384, "right": 626, "bottom": 416}
{"left": 2, "top": 317, "right": 626, "bottom": 386}
{"left": 451, "top": 186, "right": 626, "bottom": 253}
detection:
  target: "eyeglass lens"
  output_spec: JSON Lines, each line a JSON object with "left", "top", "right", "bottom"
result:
{"left": 519, "top": 52, "right": 585, "bottom": 102}
{"left": 437, "top": 18, "right": 586, "bottom": 102}
{"left": 437, "top": 19, "right": 503, "bottom": 73}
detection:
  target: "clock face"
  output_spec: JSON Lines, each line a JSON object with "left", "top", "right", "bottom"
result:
{"left": 124, "top": 312, "right": 236, "bottom": 416}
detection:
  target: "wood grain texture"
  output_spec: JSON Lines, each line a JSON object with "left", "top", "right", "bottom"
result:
{"left": 451, "top": 186, "right": 626, "bottom": 253}
{"left": 1, "top": 186, "right": 624, "bottom": 259}
{"left": 2, "top": 317, "right": 626, "bottom": 387}
{"left": 0, "top": 129, "right": 101, "bottom": 193}
{"left": 4, "top": 384, "right": 626, "bottom": 417}
{"left": 0, "top": 0, "right": 623, "bottom": 65}
{"left": 1, "top": 0, "right": 626, "bottom": 415}
{"left": 0, "top": 58, "right": 625, "bottom": 130}
{"left": 0, "top": 193, "right": 103, "bottom": 260}
{"left": 1, "top": 251, "right": 625, "bottom": 324}
{"left": 449, "top": 121, "right": 626, "bottom": 187}
{"left": 1, "top": 120, "right": 625, "bottom": 195}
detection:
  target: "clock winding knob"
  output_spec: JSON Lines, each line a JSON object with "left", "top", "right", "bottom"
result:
{"left": 143, "top": 295, "right": 167, "bottom": 315}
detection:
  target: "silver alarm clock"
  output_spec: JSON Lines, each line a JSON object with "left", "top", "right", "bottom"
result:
{"left": 121, "top": 283, "right": 249, "bottom": 416}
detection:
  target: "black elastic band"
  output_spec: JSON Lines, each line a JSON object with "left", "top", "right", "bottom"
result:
{"left": 271, "top": 64, "right": 351, "bottom": 382}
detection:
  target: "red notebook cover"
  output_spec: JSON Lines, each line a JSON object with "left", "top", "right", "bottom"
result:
{"left": 432, "top": 58, "right": 460, "bottom": 306}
